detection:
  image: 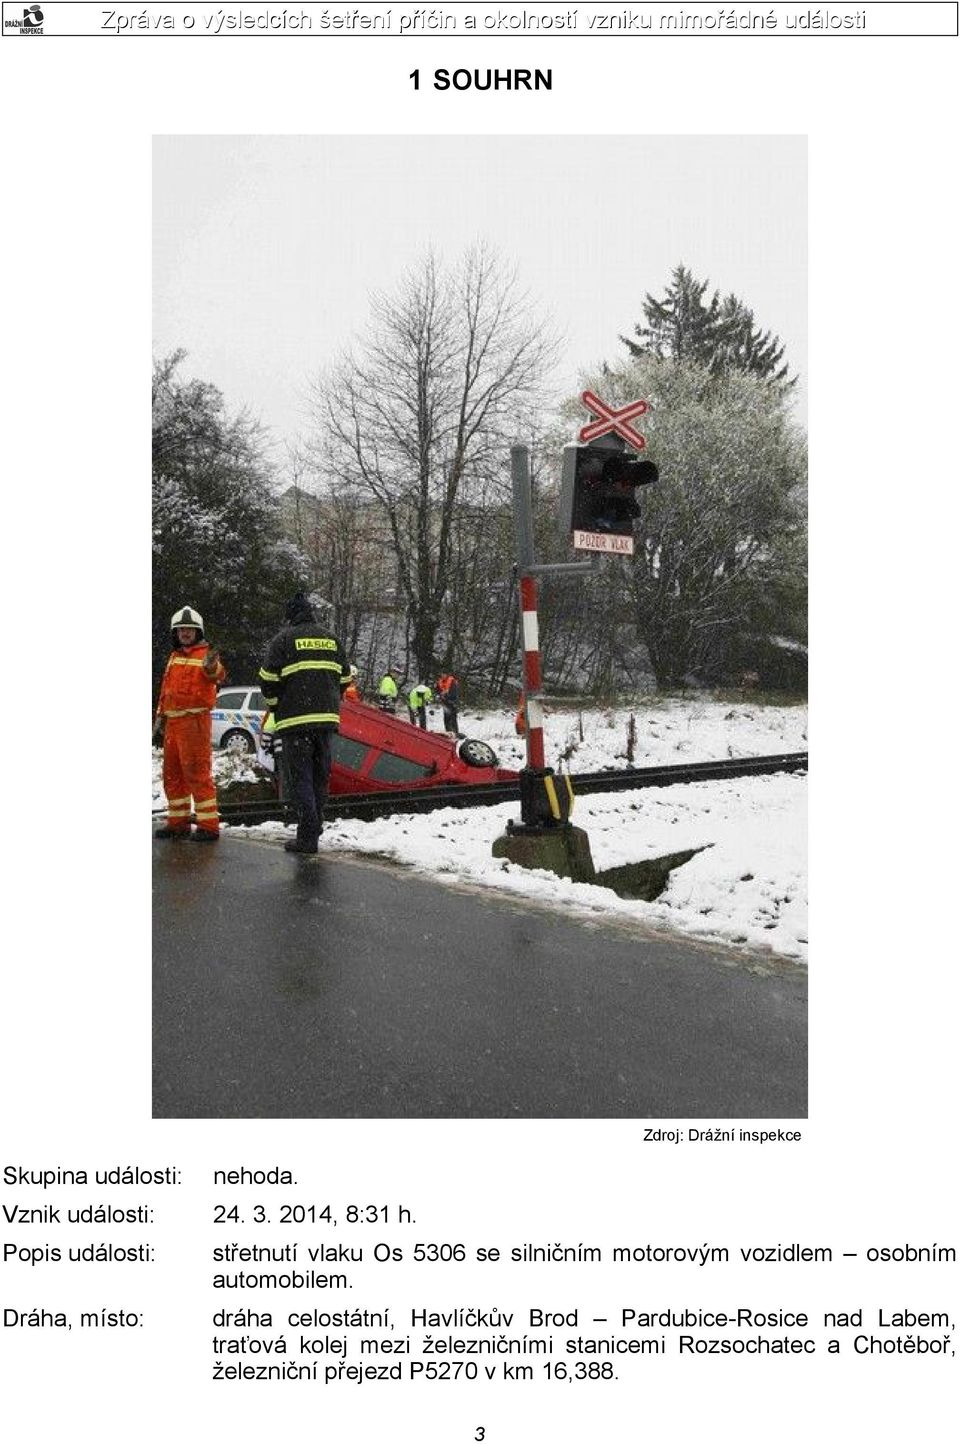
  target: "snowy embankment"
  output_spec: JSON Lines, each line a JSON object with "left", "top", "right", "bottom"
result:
{"left": 153, "top": 699, "right": 808, "bottom": 963}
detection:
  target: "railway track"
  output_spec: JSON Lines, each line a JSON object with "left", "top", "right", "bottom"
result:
{"left": 210, "top": 751, "right": 808, "bottom": 828}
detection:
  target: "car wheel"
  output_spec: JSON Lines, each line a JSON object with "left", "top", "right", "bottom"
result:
{"left": 221, "top": 729, "right": 255, "bottom": 755}
{"left": 457, "top": 738, "right": 498, "bottom": 768}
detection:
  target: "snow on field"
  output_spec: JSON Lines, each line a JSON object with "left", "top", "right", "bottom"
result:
{"left": 153, "top": 698, "right": 808, "bottom": 963}
{"left": 462, "top": 697, "right": 806, "bottom": 773}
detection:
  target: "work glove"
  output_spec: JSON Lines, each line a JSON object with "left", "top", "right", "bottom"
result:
{"left": 202, "top": 646, "right": 221, "bottom": 678}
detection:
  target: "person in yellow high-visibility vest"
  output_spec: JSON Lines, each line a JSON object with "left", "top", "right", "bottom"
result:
{"left": 407, "top": 682, "right": 433, "bottom": 729}
{"left": 377, "top": 666, "right": 402, "bottom": 713}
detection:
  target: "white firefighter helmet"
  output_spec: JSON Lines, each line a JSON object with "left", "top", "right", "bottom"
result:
{"left": 171, "top": 605, "right": 204, "bottom": 632}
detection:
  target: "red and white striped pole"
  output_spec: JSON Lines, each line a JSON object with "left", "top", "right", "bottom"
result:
{"left": 507, "top": 443, "right": 594, "bottom": 834}
{"left": 520, "top": 573, "right": 546, "bottom": 772}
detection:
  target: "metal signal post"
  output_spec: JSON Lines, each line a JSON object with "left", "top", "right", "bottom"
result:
{"left": 497, "top": 411, "right": 656, "bottom": 872}
{"left": 510, "top": 445, "right": 596, "bottom": 827}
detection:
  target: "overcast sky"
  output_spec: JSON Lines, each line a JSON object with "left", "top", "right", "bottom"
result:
{"left": 154, "top": 134, "right": 806, "bottom": 462}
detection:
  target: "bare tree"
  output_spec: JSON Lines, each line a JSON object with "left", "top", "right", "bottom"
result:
{"left": 279, "top": 448, "right": 407, "bottom": 683}
{"left": 308, "top": 245, "right": 559, "bottom": 681}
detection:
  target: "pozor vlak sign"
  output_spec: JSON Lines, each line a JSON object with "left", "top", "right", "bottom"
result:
{"left": 560, "top": 391, "right": 659, "bottom": 556}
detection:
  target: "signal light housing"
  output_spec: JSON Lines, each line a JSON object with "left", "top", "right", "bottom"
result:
{"left": 559, "top": 444, "right": 659, "bottom": 553}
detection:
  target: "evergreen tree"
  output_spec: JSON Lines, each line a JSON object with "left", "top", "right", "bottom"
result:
{"left": 715, "top": 292, "right": 793, "bottom": 387}
{"left": 622, "top": 264, "right": 795, "bottom": 388}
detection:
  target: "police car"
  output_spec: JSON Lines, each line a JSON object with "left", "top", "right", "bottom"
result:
{"left": 211, "top": 686, "right": 266, "bottom": 754}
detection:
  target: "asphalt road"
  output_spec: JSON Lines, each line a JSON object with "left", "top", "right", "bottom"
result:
{"left": 153, "top": 834, "right": 807, "bottom": 1119}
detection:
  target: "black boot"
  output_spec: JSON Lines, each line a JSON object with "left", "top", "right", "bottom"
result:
{"left": 284, "top": 838, "right": 318, "bottom": 854}
{"left": 154, "top": 826, "right": 189, "bottom": 840}
{"left": 190, "top": 830, "right": 220, "bottom": 843}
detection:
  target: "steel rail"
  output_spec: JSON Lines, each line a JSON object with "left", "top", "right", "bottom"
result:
{"left": 211, "top": 751, "right": 808, "bottom": 828}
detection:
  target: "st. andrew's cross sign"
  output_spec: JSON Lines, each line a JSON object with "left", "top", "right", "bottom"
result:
{"left": 565, "top": 390, "right": 655, "bottom": 556}
{"left": 578, "top": 390, "right": 649, "bottom": 451}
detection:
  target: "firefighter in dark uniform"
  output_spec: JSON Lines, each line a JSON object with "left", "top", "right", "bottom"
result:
{"left": 258, "top": 593, "right": 350, "bottom": 854}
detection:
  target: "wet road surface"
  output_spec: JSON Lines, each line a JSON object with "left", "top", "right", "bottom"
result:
{"left": 153, "top": 834, "right": 806, "bottom": 1119}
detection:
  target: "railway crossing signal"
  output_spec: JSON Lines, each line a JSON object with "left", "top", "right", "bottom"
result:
{"left": 560, "top": 443, "right": 658, "bottom": 555}
{"left": 560, "top": 391, "right": 658, "bottom": 555}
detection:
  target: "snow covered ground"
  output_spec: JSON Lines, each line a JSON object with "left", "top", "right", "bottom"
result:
{"left": 153, "top": 698, "right": 808, "bottom": 963}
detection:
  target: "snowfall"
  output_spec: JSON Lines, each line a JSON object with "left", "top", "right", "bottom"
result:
{"left": 152, "top": 698, "right": 808, "bottom": 964}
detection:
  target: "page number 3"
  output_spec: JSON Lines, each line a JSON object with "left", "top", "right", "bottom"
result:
{"left": 474, "top": 1430, "right": 485, "bottom": 1442}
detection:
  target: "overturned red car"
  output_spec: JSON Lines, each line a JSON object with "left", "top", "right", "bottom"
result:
{"left": 263, "top": 697, "right": 517, "bottom": 795}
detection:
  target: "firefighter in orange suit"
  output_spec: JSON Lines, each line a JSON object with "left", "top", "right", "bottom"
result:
{"left": 343, "top": 664, "right": 361, "bottom": 702}
{"left": 153, "top": 605, "right": 227, "bottom": 841}
{"left": 435, "top": 673, "right": 461, "bottom": 736}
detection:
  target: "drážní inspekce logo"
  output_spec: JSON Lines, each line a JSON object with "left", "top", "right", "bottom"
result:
{"left": 4, "top": 4, "right": 45, "bottom": 32}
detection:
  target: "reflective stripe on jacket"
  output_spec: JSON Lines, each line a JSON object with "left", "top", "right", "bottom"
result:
{"left": 259, "top": 623, "right": 349, "bottom": 732}
{"left": 157, "top": 643, "right": 225, "bottom": 716}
